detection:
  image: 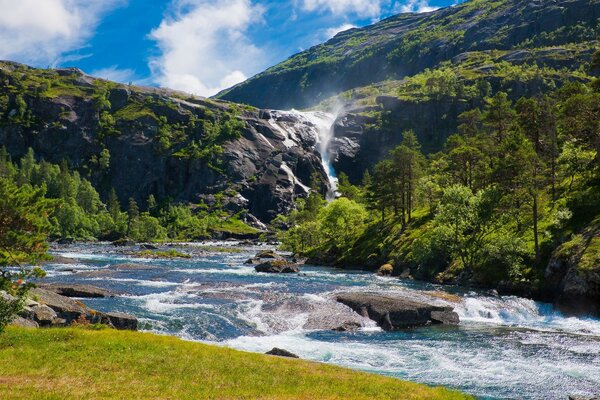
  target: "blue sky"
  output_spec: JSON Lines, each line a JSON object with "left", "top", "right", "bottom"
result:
{"left": 0, "top": 0, "right": 459, "bottom": 97}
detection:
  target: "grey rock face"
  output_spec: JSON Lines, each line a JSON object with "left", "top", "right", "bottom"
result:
{"left": 0, "top": 64, "right": 330, "bottom": 224}
{"left": 28, "top": 288, "right": 138, "bottom": 329}
{"left": 336, "top": 292, "right": 460, "bottom": 330}
{"left": 38, "top": 284, "right": 115, "bottom": 298}
{"left": 97, "top": 311, "right": 138, "bottom": 331}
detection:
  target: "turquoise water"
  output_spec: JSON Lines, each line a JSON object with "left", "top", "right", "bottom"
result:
{"left": 44, "top": 243, "right": 600, "bottom": 400}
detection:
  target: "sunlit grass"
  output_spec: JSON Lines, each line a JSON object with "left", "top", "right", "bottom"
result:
{"left": 0, "top": 327, "right": 473, "bottom": 400}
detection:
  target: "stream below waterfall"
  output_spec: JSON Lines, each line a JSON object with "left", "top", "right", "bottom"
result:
{"left": 44, "top": 243, "right": 600, "bottom": 400}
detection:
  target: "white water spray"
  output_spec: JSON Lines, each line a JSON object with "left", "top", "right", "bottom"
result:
{"left": 267, "top": 109, "right": 340, "bottom": 200}
{"left": 294, "top": 111, "right": 338, "bottom": 200}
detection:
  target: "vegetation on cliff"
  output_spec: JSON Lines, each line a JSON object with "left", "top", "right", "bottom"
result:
{"left": 0, "top": 327, "right": 471, "bottom": 400}
{"left": 0, "top": 147, "right": 257, "bottom": 242}
{"left": 279, "top": 78, "right": 600, "bottom": 303}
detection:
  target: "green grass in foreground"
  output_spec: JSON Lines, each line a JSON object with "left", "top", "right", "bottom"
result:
{"left": 0, "top": 327, "right": 472, "bottom": 400}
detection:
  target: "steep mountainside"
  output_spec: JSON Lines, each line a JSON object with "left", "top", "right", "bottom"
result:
{"left": 218, "top": 0, "right": 600, "bottom": 110}
{"left": 0, "top": 62, "right": 329, "bottom": 222}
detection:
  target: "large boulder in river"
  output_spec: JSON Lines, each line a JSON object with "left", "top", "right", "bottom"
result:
{"left": 336, "top": 292, "right": 459, "bottom": 330}
{"left": 255, "top": 260, "right": 300, "bottom": 274}
{"left": 39, "top": 284, "right": 115, "bottom": 298}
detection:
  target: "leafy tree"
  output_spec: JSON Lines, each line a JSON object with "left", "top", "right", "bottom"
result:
{"left": 414, "top": 185, "right": 520, "bottom": 276}
{"left": 127, "top": 198, "right": 140, "bottom": 237}
{"left": 318, "top": 198, "right": 368, "bottom": 252}
{"left": 0, "top": 179, "right": 51, "bottom": 331}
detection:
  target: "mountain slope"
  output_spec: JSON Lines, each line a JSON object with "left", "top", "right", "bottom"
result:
{"left": 217, "top": 0, "right": 600, "bottom": 110}
{"left": 0, "top": 61, "right": 329, "bottom": 223}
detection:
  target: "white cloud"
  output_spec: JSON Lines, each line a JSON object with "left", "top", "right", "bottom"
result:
{"left": 397, "top": 0, "right": 438, "bottom": 13}
{"left": 149, "top": 0, "right": 264, "bottom": 97}
{"left": 301, "top": 0, "right": 386, "bottom": 17}
{"left": 325, "top": 23, "right": 356, "bottom": 39}
{"left": 0, "top": 0, "right": 123, "bottom": 66}
{"left": 89, "top": 66, "right": 136, "bottom": 83}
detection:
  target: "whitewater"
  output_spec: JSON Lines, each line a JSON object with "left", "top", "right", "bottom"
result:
{"left": 44, "top": 243, "right": 600, "bottom": 400}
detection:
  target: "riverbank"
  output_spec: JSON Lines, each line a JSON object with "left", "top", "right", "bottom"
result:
{"left": 31, "top": 243, "right": 600, "bottom": 399}
{"left": 0, "top": 327, "right": 470, "bottom": 400}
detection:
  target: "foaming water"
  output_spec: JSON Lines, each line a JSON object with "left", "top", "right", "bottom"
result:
{"left": 44, "top": 243, "right": 600, "bottom": 399}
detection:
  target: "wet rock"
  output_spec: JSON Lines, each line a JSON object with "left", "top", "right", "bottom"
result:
{"left": 44, "top": 255, "right": 79, "bottom": 265}
{"left": 569, "top": 396, "right": 600, "bottom": 400}
{"left": 255, "top": 260, "right": 300, "bottom": 274}
{"left": 377, "top": 264, "right": 394, "bottom": 276}
{"left": 109, "top": 263, "right": 160, "bottom": 271}
{"left": 140, "top": 244, "right": 159, "bottom": 250}
{"left": 336, "top": 292, "right": 460, "bottom": 330}
{"left": 39, "top": 284, "right": 115, "bottom": 298}
{"left": 256, "top": 250, "right": 280, "bottom": 259}
{"left": 112, "top": 238, "right": 136, "bottom": 247}
{"left": 56, "top": 237, "right": 75, "bottom": 245}
{"left": 399, "top": 268, "right": 412, "bottom": 279}
{"left": 332, "top": 321, "right": 362, "bottom": 332}
{"left": 266, "top": 348, "right": 299, "bottom": 358}
{"left": 244, "top": 257, "right": 262, "bottom": 265}
{"left": 97, "top": 311, "right": 138, "bottom": 331}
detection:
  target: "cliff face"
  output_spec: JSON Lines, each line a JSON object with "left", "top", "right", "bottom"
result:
{"left": 218, "top": 0, "right": 600, "bottom": 110}
{"left": 0, "top": 62, "right": 329, "bottom": 222}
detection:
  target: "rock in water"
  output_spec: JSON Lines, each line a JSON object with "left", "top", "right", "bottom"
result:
{"left": 255, "top": 260, "right": 300, "bottom": 274}
{"left": 377, "top": 264, "right": 394, "bottom": 276}
{"left": 97, "top": 312, "right": 138, "bottom": 331}
{"left": 256, "top": 250, "right": 280, "bottom": 259}
{"left": 266, "top": 348, "right": 299, "bottom": 358}
{"left": 336, "top": 292, "right": 459, "bottom": 330}
{"left": 39, "top": 284, "right": 115, "bottom": 298}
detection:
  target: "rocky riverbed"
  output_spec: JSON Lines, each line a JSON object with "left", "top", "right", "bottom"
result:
{"left": 15, "top": 242, "right": 600, "bottom": 400}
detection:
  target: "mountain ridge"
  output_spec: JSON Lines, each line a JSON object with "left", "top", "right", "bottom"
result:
{"left": 217, "top": 0, "right": 600, "bottom": 109}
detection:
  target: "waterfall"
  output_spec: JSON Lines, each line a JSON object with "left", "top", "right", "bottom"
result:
{"left": 291, "top": 111, "right": 338, "bottom": 200}
{"left": 267, "top": 110, "right": 339, "bottom": 201}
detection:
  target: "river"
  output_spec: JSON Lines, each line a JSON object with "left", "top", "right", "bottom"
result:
{"left": 44, "top": 243, "right": 600, "bottom": 400}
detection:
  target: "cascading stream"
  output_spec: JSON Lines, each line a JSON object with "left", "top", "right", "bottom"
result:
{"left": 292, "top": 111, "right": 338, "bottom": 201}
{"left": 44, "top": 243, "right": 600, "bottom": 400}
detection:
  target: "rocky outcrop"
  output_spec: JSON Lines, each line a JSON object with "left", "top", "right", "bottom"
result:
{"left": 98, "top": 312, "right": 138, "bottom": 331}
{"left": 38, "top": 284, "right": 115, "bottom": 298}
{"left": 336, "top": 292, "right": 459, "bottom": 330}
{"left": 255, "top": 260, "right": 300, "bottom": 274}
{"left": 544, "top": 219, "right": 600, "bottom": 317}
{"left": 29, "top": 288, "right": 89, "bottom": 323}
{"left": 266, "top": 348, "right": 299, "bottom": 358}
{"left": 21, "top": 288, "right": 138, "bottom": 330}
{"left": 0, "top": 62, "right": 330, "bottom": 223}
